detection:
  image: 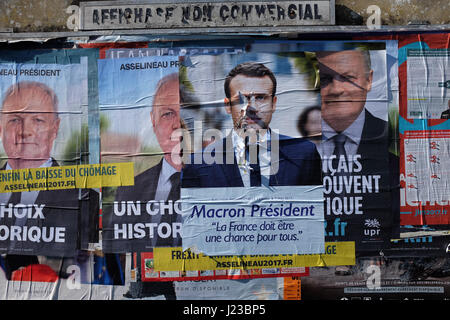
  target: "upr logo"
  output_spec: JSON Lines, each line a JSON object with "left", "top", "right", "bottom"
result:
{"left": 364, "top": 218, "right": 381, "bottom": 237}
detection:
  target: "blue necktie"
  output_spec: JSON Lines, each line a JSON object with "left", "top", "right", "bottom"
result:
{"left": 156, "top": 172, "right": 180, "bottom": 247}
{"left": 332, "top": 133, "right": 347, "bottom": 170}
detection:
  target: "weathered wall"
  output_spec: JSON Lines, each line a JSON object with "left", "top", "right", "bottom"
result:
{"left": 0, "top": 0, "right": 72, "bottom": 32}
{"left": 0, "top": 0, "right": 449, "bottom": 32}
{"left": 336, "top": 0, "right": 450, "bottom": 25}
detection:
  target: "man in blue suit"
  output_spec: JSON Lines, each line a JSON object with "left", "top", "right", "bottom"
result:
{"left": 182, "top": 61, "right": 322, "bottom": 188}
{"left": 315, "top": 50, "right": 399, "bottom": 273}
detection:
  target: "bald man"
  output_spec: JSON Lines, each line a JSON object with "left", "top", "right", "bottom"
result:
{"left": 316, "top": 50, "right": 399, "bottom": 264}
{"left": 0, "top": 81, "right": 101, "bottom": 282}
{"left": 111, "top": 73, "right": 182, "bottom": 299}
{"left": 0, "top": 81, "right": 61, "bottom": 170}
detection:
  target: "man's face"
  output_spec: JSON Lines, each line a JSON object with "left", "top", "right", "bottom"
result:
{"left": 317, "top": 51, "right": 373, "bottom": 131}
{"left": 0, "top": 86, "right": 60, "bottom": 168}
{"left": 151, "top": 80, "right": 181, "bottom": 156}
{"left": 225, "top": 74, "right": 277, "bottom": 131}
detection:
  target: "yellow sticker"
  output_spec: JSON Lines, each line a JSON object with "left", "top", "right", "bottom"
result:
{"left": 153, "top": 242, "right": 355, "bottom": 271}
{"left": 0, "top": 162, "right": 134, "bottom": 192}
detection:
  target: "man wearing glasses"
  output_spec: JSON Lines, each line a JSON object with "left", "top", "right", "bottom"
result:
{"left": 182, "top": 61, "right": 322, "bottom": 188}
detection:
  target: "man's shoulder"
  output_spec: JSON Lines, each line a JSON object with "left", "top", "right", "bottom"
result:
{"left": 278, "top": 133, "right": 315, "bottom": 145}
{"left": 365, "top": 109, "right": 387, "bottom": 125}
{"left": 115, "top": 161, "right": 162, "bottom": 200}
{"left": 277, "top": 134, "right": 319, "bottom": 157}
{"left": 134, "top": 162, "right": 163, "bottom": 184}
{"left": 186, "top": 137, "right": 232, "bottom": 166}
{"left": 363, "top": 109, "right": 388, "bottom": 132}
{"left": 361, "top": 109, "right": 388, "bottom": 140}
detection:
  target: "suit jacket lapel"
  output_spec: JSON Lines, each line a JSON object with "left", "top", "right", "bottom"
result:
{"left": 269, "top": 130, "right": 278, "bottom": 186}
{"left": 141, "top": 159, "right": 163, "bottom": 201}
{"left": 35, "top": 158, "right": 61, "bottom": 205}
{"left": 357, "top": 110, "right": 387, "bottom": 159}
{"left": 270, "top": 130, "right": 287, "bottom": 186}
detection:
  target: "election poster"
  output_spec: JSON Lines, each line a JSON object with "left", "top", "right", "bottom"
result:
{"left": 98, "top": 52, "right": 187, "bottom": 302}
{"left": 0, "top": 61, "right": 87, "bottom": 258}
{"left": 99, "top": 55, "right": 182, "bottom": 253}
{"left": 399, "top": 34, "right": 450, "bottom": 226}
{"left": 182, "top": 186, "right": 324, "bottom": 256}
{"left": 180, "top": 51, "right": 324, "bottom": 258}
{"left": 315, "top": 44, "right": 395, "bottom": 253}
{"left": 0, "top": 48, "right": 131, "bottom": 291}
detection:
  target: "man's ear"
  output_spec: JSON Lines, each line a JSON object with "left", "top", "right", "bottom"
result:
{"left": 366, "top": 69, "right": 374, "bottom": 92}
{"left": 224, "top": 97, "right": 232, "bottom": 114}
{"left": 271, "top": 96, "right": 277, "bottom": 113}
{"left": 51, "top": 117, "right": 61, "bottom": 141}
{"left": 150, "top": 109, "right": 155, "bottom": 128}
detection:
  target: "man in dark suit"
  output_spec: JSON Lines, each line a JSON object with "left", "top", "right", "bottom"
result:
{"left": 0, "top": 81, "right": 102, "bottom": 282}
{"left": 111, "top": 73, "right": 181, "bottom": 299}
{"left": 182, "top": 62, "right": 322, "bottom": 188}
{"left": 316, "top": 50, "right": 399, "bottom": 270}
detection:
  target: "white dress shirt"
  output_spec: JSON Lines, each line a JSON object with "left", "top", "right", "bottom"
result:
{"left": 319, "top": 110, "right": 366, "bottom": 159}
{"left": 154, "top": 158, "right": 178, "bottom": 202}
{"left": 151, "top": 158, "right": 179, "bottom": 247}
{"left": 231, "top": 129, "right": 271, "bottom": 187}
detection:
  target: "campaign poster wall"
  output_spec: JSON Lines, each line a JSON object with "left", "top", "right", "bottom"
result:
{"left": 179, "top": 41, "right": 396, "bottom": 258}
{"left": 0, "top": 49, "right": 126, "bottom": 295}
{"left": 301, "top": 34, "right": 450, "bottom": 301}
{"left": 97, "top": 51, "right": 313, "bottom": 293}
{"left": 1, "top": 36, "right": 448, "bottom": 301}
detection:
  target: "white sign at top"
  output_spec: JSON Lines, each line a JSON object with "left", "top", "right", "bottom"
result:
{"left": 79, "top": 0, "right": 335, "bottom": 30}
